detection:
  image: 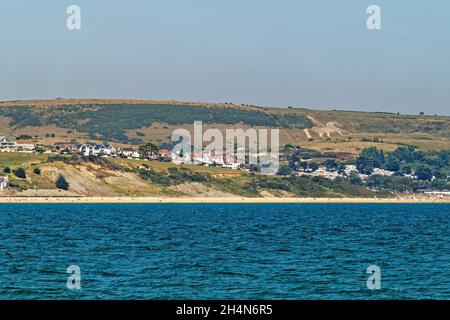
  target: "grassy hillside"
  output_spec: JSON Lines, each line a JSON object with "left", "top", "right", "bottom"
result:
{"left": 0, "top": 99, "right": 449, "bottom": 154}
{"left": 0, "top": 102, "right": 312, "bottom": 141}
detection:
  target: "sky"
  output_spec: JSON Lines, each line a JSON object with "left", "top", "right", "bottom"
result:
{"left": 0, "top": 0, "right": 449, "bottom": 115}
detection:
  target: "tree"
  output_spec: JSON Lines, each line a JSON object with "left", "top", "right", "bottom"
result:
{"left": 431, "top": 179, "right": 449, "bottom": 190}
{"left": 3, "top": 167, "right": 11, "bottom": 174}
{"left": 401, "top": 166, "right": 412, "bottom": 175}
{"left": 324, "top": 159, "right": 338, "bottom": 172}
{"left": 415, "top": 165, "right": 433, "bottom": 181}
{"left": 337, "top": 163, "right": 346, "bottom": 174}
{"left": 309, "top": 162, "right": 319, "bottom": 172}
{"left": 366, "top": 175, "right": 415, "bottom": 193}
{"left": 13, "top": 167, "right": 26, "bottom": 179}
{"left": 436, "top": 151, "right": 450, "bottom": 169}
{"left": 413, "top": 150, "right": 426, "bottom": 162}
{"left": 298, "top": 161, "right": 308, "bottom": 171}
{"left": 16, "top": 135, "right": 32, "bottom": 140}
{"left": 56, "top": 175, "right": 70, "bottom": 190}
{"left": 385, "top": 155, "right": 400, "bottom": 172}
{"left": 349, "top": 171, "right": 363, "bottom": 185}
{"left": 356, "top": 147, "right": 385, "bottom": 174}
{"left": 433, "top": 168, "right": 446, "bottom": 180}
{"left": 277, "top": 166, "right": 293, "bottom": 176}
{"left": 35, "top": 145, "right": 47, "bottom": 153}
{"left": 33, "top": 167, "right": 41, "bottom": 175}
{"left": 284, "top": 144, "right": 294, "bottom": 150}
{"left": 139, "top": 142, "right": 159, "bottom": 157}
{"left": 392, "top": 146, "right": 414, "bottom": 162}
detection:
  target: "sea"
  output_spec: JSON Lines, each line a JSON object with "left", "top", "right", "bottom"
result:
{"left": 0, "top": 203, "right": 448, "bottom": 299}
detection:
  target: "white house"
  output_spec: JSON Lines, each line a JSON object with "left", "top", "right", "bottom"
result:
{"left": 93, "top": 144, "right": 116, "bottom": 156}
{"left": 119, "top": 147, "right": 140, "bottom": 158}
{"left": 77, "top": 144, "right": 94, "bottom": 156}
{"left": 15, "top": 139, "right": 35, "bottom": 152}
{"left": 372, "top": 168, "right": 395, "bottom": 177}
{"left": 298, "top": 166, "right": 340, "bottom": 180}
{"left": 77, "top": 144, "right": 116, "bottom": 156}
{"left": 344, "top": 165, "right": 357, "bottom": 175}
{"left": 0, "top": 136, "right": 16, "bottom": 151}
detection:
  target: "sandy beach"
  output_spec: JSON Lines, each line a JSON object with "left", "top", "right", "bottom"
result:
{"left": 0, "top": 196, "right": 449, "bottom": 204}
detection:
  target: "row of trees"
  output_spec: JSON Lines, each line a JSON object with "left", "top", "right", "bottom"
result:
{"left": 2, "top": 166, "right": 69, "bottom": 190}
{"left": 356, "top": 146, "right": 449, "bottom": 181}
{"left": 2, "top": 167, "right": 39, "bottom": 178}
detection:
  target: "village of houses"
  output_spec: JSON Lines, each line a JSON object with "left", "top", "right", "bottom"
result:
{"left": 0, "top": 134, "right": 242, "bottom": 167}
{"left": 0, "top": 134, "right": 171, "bottom": 160}
{"left": 0, "top": 133, "right": 398, "bottom": 188}
{"left": 1, "top": 133, "right": 449, "bottom": 198}
{"left": 0, "top": 133, "right": 256, "bottom": 191}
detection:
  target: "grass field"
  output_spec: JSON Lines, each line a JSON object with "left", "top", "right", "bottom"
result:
{"left": 0, "top": 152, "right": 49, "bottom": 167}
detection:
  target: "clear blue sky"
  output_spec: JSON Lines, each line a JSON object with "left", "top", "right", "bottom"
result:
{"left": 0, "top": 0, "right": 449, "bottom": 115}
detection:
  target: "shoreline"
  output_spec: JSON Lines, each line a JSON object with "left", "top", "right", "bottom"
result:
{"left": 0, "top": 197, "right": 449, "bottom": 204}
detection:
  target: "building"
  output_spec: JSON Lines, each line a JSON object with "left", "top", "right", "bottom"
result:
{"left": 15, "top": 139, "right": 35, "bottom": 152}
{"left": 372, "top": 168, "right": 395, "bottom": 177}
{"left": 171, "top": 150, "right": 191, "bottom": 164}
{"left": 93, "top": 144, "right": 116, "bottom": 156}
{"left": 297, "top": 166, "right": 340, "bottom": 180}
{"left": 119, "top": 147, "right": 140, "bottom": 158}
{"left": 57, "top": 144, "right": 76, "bottom": 154}
{"left": 0, "top": 136, "right": 16, "bottom": 151}
{"left": 0, "top": 176, "right": 9, "bottom": 191}
{"left": 223, "top": 155, "right": 239, "bottom": 169}
{"left": 344, "top": 165, "right": 357, "bottom": 175}
{"left": 158, "top": 149, "right": 172, "bottom": 159}
{"left": 77, "top": 144, "right": 116, "bottom": 156}
{"left": 77, "top": 144, "right": 93, "bottom": 156}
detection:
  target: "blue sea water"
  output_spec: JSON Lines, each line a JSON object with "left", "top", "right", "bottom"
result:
{"left": 0, "top": 203, "right": 448, "bottom": 300}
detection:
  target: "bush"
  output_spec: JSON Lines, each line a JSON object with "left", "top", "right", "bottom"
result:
{"left": 384, "top": 155, "right": 400, "bottom": 172}
{"left": 309, "top": 162, "right": 319, "bottom": 172}
{"left": 349, "top": 171, "right": 363, "bottom": 185}
{"left": 35, "top": 146, "right": 47, "bottom": 153}
{"left": 277, "top": 166, "right": 293, "bottom": 176}
{"left": 13, "top": 167, "right": 26, "bottom": 179}
{"left": 415, "top": 165, "right": 433, "bottom": 181}
{"left": 56, "top": 175, "right": 69, "bottom": 190}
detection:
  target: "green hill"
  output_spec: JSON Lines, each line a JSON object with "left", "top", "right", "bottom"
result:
{"left": 0, "top": 99, "right": 449, "bottom": 153}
